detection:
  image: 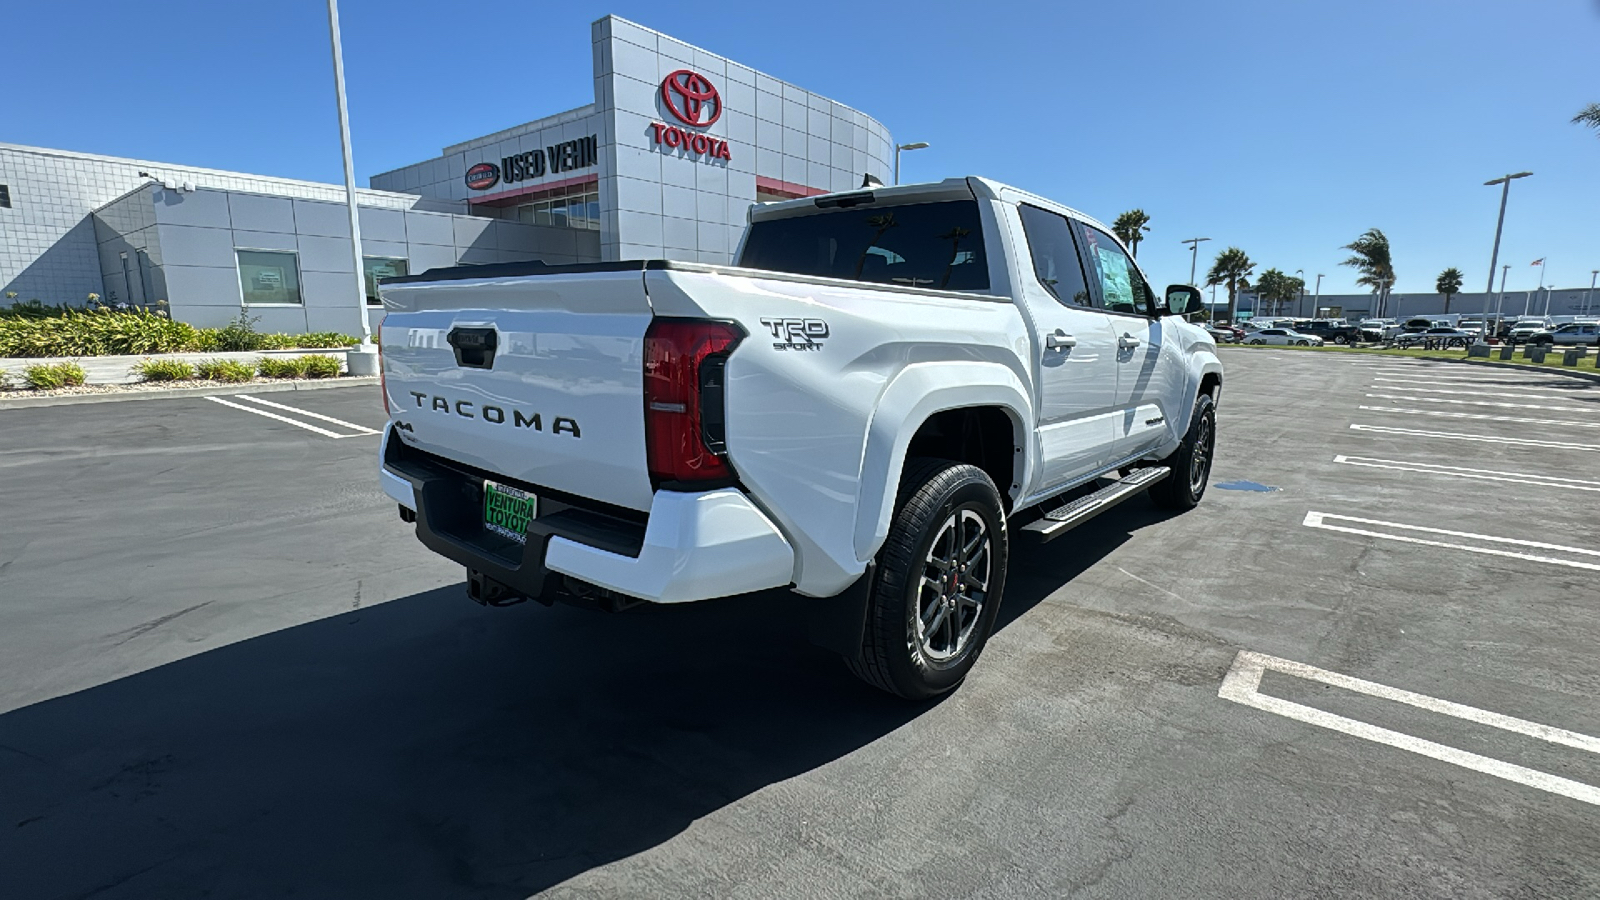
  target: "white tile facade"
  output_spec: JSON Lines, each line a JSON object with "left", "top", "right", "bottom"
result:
{"left": 369, "top": 15, "right": 895, "bottom": 265}
{"left": 0, "top": 143, "right": 462, "bottom": 306}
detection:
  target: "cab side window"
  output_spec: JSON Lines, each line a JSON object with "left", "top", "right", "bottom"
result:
{"left": 1078, "top": 224, "right": 1153, "bottom": 316}
{"left": 1017, "top": 204, "right": 1091, "bottom": 308}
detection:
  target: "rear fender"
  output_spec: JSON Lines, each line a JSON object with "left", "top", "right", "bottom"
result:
{"left": 852, "top": 362, "right": 1033, "bottom": 561}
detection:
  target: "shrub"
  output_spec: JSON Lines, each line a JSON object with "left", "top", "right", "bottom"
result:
{"left": 23, "top": 361, "right": 88, "bottom": 389}
{"left": 213, "top": 310, "right": 263, "bottom": 352}
{"left": 257, "top": 356, "right": 310, "bottom": 378}
{"left": 196, "top": 359, "right": 255, "bottom": 383}
{"left": 134, "top": 358, "right": 196, "bottom": 382}
{"left": 0, "top": 309, "right": 200, "bottom": 357}
{"left": 299, "top": 354, "right": 343, "bottom": 378}
{"left": 2, "top": 299, "right": 74, "bottom": 320}
{"left": 296, "top": 332, "right": 362, "bottom": 349}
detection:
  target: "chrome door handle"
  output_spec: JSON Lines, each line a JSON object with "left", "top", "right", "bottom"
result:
{"left": 1118, "top": 333, "right": 1142, "bottom": 349}
{"left": 1045, "top": 330, "right": 1077, "bottom": 350}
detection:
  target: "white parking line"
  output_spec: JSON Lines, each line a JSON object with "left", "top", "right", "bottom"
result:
{"left": 1366, "top": 384, "right": 1596, "bottom": 402}
{"left": 1332, "top": 455, "right": 1600, "bottom": 491}
{"left": 1349, "top": 423, "right": 1600, "bottom": 451}
{"left": 1302, "top": 510, "right": 1600, "bottom": 571}
{"left": 1365, "top": 393, "right": 1599, "bottom": 414}
{"left": 1357, "top": 405, "right": 1600, "bottom": 429}
{"left": 1372, "top": 374, "right": 1587, "bottom": 389}
{"left": 1219, "top": 651, "right": 1600, "bottom": 807}
{"left": 235, "top": 394, "right": 381, "bottom": 435}
{"left": 205, "top": 396, "right": 373, "bottom": 439}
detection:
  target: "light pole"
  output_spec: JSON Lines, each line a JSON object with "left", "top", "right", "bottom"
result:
{"left": 1483, "top": 171, "right": 1532, "bottom": 294}
{"left": 326, "top": 0, "right": 376, "bottom": 366}
{"left": 1494, "top": 264, "right": 1510, "bottom": 330}
{"left": 1295, "top": 268, "right": 1304, "bottom": 318}
{"left": 1535, "top": 259, "right": 1550, "bottom": 315}
{"left": 1181, "top": 237, "right": 1211, "bottom": 286}
{"left": 893, "top": 142, "right": 929, "bottom": 185}
{"left": 1588, "top": 270, "right": 1598, "bottom": 315}
{"left": 1314, "top": 273, "right": 1323, "bottom": 317}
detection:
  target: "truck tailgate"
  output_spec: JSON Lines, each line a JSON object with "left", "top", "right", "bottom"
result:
{"left": 379, "top": 269, "right": 656, "bottom": 512}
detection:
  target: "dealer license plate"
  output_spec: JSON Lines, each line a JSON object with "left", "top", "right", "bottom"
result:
{"left": 483, "top": 480, "right": 536, "bottom": 544}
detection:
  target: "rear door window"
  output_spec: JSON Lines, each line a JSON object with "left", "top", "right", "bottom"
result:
{"left": 1017, "top": 204, "right": 1091, "bottom": 307}
{"left": 739, "top": 200, "right": 989, "bottom": 291}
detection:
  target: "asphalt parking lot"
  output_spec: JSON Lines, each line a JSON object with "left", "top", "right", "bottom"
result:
{"left": 3, "top": 353, "right": 1598, "bottom": 899}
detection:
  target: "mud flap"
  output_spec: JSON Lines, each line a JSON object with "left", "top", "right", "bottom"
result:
{"left": 805, "top": 562, "right": 876, "bottom": 659}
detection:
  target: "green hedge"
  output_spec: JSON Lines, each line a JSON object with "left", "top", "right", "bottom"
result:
{"left": 0, "top": 309, "right": 360, "bottom": 358}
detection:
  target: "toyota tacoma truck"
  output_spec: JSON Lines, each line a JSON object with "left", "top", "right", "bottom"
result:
{"left": 377, "top": 177, "right": 1223, "bottom": 700}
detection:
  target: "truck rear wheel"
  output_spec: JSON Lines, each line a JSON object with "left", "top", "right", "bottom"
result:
{"left": 1150, "top": 393, "right": 1216, "bottom": 511}
{"left": 847, "top": 459, "right": 1008, "bottom": 701}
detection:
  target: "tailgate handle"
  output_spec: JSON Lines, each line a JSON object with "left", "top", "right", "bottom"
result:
{"left": 448, "top": 327, "right": 498, "bottom": 369}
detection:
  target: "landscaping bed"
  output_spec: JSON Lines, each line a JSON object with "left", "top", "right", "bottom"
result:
{"left": 1, "top": 353, "right": 354, "bottom": 394}
{"left": 0, "top": 305, "right": 358, "bottom": 358}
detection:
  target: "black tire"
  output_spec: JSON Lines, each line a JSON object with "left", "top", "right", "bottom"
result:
{"left": 1249, "top": 338, "right": 1265, "bottom": 345}
{"left": 846, "top": 458, "right": 1008, "bottom": 701}
{"left": 1334, "top": 335, "right": 1349, "bottom": 344}
{"left": 1150, "top": 393, "right": 1216, "bottom": 511}
{"left": 1295, "top": 340, "right": 1309, "bottom": 346}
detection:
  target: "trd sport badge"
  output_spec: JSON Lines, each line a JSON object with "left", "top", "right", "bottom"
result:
{"left": 760, "top": 317, "right": 829, "bottom": 351}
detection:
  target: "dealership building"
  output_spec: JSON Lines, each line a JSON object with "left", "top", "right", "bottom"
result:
{"left": 0, "top": 15, "right": 896, "bottom": 335}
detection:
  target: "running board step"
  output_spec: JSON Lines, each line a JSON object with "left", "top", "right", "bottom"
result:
{"left": 1022, "top": 467, "right": 1171, "bottom": 541}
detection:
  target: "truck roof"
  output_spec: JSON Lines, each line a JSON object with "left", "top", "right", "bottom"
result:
{"left": 747, "top": 176, "right": 1116, "bottom": 238}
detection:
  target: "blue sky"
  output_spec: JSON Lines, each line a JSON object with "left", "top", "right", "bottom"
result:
{"left": 8, "top": 0, "right": 1597, "bottom": 296}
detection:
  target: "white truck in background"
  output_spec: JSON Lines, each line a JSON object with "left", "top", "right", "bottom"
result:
{"left": 377, "top": 177, "right": 1224, "bottom": 699}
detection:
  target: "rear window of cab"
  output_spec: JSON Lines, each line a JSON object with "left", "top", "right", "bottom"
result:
{"left": 739, "top": 201, "right": 990, "bottom": 291}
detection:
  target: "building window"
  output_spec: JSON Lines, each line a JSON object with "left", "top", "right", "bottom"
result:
{"left": 509, "top": 186, "right": 601, "bottom": 230}
{"left": 237, "top": 249, "right": 303, "bottom": 306}
{"left": 0, "top": 184, "right": 10, "bottom": 208}
{"left": 363, "top": 257, "right": 408, "bottom": 305}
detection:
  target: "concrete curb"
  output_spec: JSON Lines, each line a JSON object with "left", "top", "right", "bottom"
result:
{"left": 0, "top": 376, "right": 378, "bottom": 410}
{"left": 1217, "top": 345, "right": 1600, "bottom": 385}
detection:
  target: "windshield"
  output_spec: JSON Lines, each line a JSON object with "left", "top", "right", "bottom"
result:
{"left": 739, "top": 201, "right": 990, "bottom": 291}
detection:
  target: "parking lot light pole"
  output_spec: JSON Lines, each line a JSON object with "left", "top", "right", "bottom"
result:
{"left": 893, "top": 142, "right": 928, "bottom": 185}
{"left": 1295, "top": 269, "right": 1304, "bottom": 317}
{"left": 1483, "top": 172, "right": 1533, "bottom": 294}
{"left": 1588, "top": 270, "right": 1598, "bottom": 315}
{"left": 1314, "top": 273, "right": 1323, "bottom": 317}
{"left": 1495, "top": 264, "right": 1510, "bottom": 326}
{"left": 327, "top": 0, "right": 370, "bottom": 347}
{"left": 1181, "top": 237, "right": 1211, "bottom": 287}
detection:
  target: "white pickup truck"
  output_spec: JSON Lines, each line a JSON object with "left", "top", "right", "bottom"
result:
{"left": 377, "top": 177, "right": 1223, "bottom": 699}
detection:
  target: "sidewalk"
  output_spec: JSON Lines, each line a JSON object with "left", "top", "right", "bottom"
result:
{"left": 0, "top": 349, "right": 349, "bottom": 385}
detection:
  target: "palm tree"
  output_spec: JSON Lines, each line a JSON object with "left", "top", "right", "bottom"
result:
{"left": 1435, "top": 267, "right": 1465, "bottom": 313}
{"left": 1205, "top": 247, "right": 1255, "bottom": 323}
{"left": 1341, "top": 228, "right": 1395, "bottom": 316}
{"left": 1112, "top": 209, "right": 1152, "bottom": 258}
{"left": 1573, "top": 103, "right": 1600, "bottom": 137}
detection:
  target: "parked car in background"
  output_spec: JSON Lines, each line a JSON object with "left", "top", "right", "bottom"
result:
{"left": 1245, "top": 328, "right": 1325, "bottom": 346}
{"left": 1527, "top": 323, "right": 1600, "bottom": 346}
{"left": 1290, "top": 319, "right": 1363, "bottom": 345}
{"left": 1507, "top": 317, "right": 1556, "bottom": 344}
{"left": 1455, "top": 317, "right": 1488, "bottom": 337}
{"left": 1204, "top": 323, "right": 1239, "bottom": 343}
{"left": 1394, "top": 327, "right": 1476, "bottom": 348}
{"left": 1358, "top": 318, "right": 1399, "bottom": 341}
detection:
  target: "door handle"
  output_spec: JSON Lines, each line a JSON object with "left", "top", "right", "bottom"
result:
{"left": 1118, "top": 333, "right": 1142, "bottom": 349}
{"left": 1045, "top": 330, "right": 1077, "bottom": 350}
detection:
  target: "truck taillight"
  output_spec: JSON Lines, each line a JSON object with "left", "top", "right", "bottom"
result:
{"left": 643, "top": 319, "right": 742, "bottom": 486}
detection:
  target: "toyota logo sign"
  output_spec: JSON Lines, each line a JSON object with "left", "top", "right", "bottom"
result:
{"left": 661, "top": 69, "right": 721, "bottom": 127}
{"left": 465, "top": 162, "right": 500, "bottom": 191}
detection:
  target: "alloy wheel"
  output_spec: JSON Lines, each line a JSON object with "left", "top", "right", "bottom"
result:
{"left": 911, "top": 508, "right": 991, "bottom": 665}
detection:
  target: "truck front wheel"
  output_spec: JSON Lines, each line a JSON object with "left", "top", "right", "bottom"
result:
{"left": 1149, "top": 393, "right": 1216, "bottom": 511}
{"left": 847, "top": 459, "right": 1008, "bottom": 701}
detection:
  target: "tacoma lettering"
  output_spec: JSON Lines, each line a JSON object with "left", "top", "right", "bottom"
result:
{"left": 405, "top": 393, "right": 576, "bottom": 437}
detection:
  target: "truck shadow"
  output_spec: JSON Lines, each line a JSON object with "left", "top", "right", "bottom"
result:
{"left": 0, "top": 505, "right": 1172, "bottom": 899}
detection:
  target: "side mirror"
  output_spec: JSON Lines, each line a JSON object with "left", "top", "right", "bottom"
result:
{"left": 1164, "top": 285, "right": 1205, "bottom": 318}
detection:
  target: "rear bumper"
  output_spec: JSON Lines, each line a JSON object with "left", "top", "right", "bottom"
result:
{"left": 379, "top": 426, "right": 794, "bottom": 604}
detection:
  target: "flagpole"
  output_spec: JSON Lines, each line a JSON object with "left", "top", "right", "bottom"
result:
{"left": 1538, "top": 259, "right": 1550, "bottom": 316}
